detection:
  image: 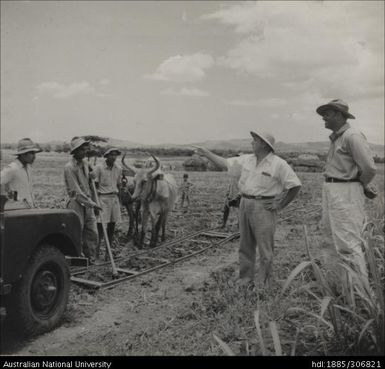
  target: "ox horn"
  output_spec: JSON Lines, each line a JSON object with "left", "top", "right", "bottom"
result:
{"left": 147, "top": 154, "right": 160, "bottom": 175}
{"left": 121, "top": 153, "right": 137, "bottom": 175}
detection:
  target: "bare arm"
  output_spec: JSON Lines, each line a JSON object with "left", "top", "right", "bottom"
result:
{"left": 192, "top": 146, "right": 228, "bottom": 171}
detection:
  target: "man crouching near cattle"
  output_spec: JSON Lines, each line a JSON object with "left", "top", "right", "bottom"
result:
{"left": 193, "top": 131, "right": 301, "bottom": 290}
{"left": 64, "top": 137, "right": 101, "bottom": 264}
{"left": 94, "top": 148, "right": 123, "bottom": 261}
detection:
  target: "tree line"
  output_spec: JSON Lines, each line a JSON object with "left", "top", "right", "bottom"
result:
{"left": 1, "top": 142, "right": 383, "bottom": 163}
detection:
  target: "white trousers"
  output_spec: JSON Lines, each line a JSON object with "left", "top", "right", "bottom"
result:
{"left": 321, "top": 182, "right": 367, "bottom": 280}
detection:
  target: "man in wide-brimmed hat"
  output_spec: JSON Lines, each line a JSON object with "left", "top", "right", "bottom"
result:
{"left": 64, "top": 137, "right": 100, "bottom": 262}
{"left": 94, "top": 147, "right": 123, "bottom": 260}
{"left": 1, "top": 138, "right": 42, "bottom": 208}
{"left": 316, "top": 99, "right": 377, "bottom": 291}
{"left": 193, "top": 131, "right": 301, "bottom": 289}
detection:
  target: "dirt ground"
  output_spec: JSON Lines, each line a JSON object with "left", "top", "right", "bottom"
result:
{"left": 1, "top": 215, "right": 319, "bottom": 356}
{"left": 2, "top": 237, "right": 240, "bottom": 356}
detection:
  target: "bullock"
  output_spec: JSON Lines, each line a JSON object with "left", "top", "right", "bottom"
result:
{"left": 119, "top": 174, "right": 141, "bottom": 240}
{"left": 121, "top": 154, "right": 178, "bottom": 248}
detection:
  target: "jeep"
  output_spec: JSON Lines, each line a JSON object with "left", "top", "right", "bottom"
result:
{"left": 0, "top": 197, "right": 87, "bottom": 337}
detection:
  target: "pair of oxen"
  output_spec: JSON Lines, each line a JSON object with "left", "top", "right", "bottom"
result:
{"left": 119, "top": 155, "right": 178, "bottom": 248}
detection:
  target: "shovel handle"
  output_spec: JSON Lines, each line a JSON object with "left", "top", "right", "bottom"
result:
{"left": 91, "top": 179, "right": 118, "bottom": 276}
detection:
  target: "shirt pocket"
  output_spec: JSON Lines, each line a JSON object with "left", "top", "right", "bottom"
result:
{"left": 258, "top": 171, "right": 273, "bottom": 187}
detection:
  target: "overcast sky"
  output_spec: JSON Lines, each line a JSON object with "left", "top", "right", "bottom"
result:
{"left": 1, "top": 1, "right": 384, "bottom": 145}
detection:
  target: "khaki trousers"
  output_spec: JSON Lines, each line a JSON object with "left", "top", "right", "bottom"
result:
{"left": 238, "top": 197, "right": 277, "bottom": 285}
{"left": 67, "top": 199, "right": 98, "bottom": 260}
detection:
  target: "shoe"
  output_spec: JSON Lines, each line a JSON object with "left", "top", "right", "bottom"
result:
{"left": 93, "top": 259, "right": 104, "bottom": 266}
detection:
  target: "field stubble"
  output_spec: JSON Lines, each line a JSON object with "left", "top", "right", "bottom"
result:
{"left": 1, "top": 152, "right": 384, "bottom": 356}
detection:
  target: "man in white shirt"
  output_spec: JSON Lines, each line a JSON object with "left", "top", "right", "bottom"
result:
{"left": 194, "top": 131, "right": 301, "bottom": 288}
{"left": 1, "top": 138, "right": 42, "bottom": 208}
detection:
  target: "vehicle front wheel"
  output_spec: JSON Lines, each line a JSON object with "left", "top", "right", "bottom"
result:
{"left": 8, "top": 245, "right": 70, "bottom": 337}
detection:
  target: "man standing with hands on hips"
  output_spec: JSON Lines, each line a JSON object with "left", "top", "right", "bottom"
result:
{"left": 316, "top": 99, "right": 377, "bottom": 289}
{"left": 193, "top": 130, "right": 301, "bottom": 289}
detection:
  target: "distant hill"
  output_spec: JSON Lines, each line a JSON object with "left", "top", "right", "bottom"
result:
{"left": 188, "top": 139, "right": 384, "bottom": 157}
{"left": 2, "top": 136, "right": 383, "bottom": 157}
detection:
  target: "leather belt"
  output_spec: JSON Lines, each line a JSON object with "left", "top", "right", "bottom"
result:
{"left": 98, "top": 192, "right": 118, "bottom": 196}
{"left": 325, "top": 177, "right": 360, "bottom": 183}
{"left": 242, "top": 194, "right": 275, "bottom": 200}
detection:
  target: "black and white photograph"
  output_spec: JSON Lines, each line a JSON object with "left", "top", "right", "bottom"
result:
{"left": 0, "top": 0, "right": 384, "bottom": 361}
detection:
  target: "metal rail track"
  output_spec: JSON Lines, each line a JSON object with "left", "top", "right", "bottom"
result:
{"left": 71, "top": 228, "right": 240, "bottom": 289}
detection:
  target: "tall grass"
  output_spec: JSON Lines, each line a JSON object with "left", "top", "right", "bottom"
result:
{"left": 281, "top": 214, "right": 384, "bottom": 355}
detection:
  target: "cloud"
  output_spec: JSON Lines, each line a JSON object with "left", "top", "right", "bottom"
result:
{"left": 201, "top": 1, "right": 265, "bottom": 34}
{"left": 204, "top": 2, "right": 384, "bottom": 99}
{"left": 98, "top": 78, "right": 110, "bottom": 85}
{"left": 36, "top": 81, "right": 107, "bottom": 98}
{"left": 226, "top": 97, "right": 287, "bottom": 107}
{"left": 145, "top": 53, "right": 214, "bottom": 83}
{"left": 161, "top": 87, "right": 210, "bottom": 97}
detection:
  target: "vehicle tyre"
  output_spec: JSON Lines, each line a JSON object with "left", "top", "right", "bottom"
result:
{"left": 8, "top": 245, "right": 70, "bottom": 337}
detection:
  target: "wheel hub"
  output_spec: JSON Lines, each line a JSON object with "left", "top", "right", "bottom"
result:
{"left": 31, "top": 270, "right": 58, "bottom": 312}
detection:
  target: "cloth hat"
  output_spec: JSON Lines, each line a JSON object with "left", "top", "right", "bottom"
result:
{"left": 250, "top": 131, "right": 275, "bottom": 151}
{"left": 316, "top": 99, "right": 355, "bottom": 119}
{"left": 13, "top": 138, "right": 42, "bottom": 155}
{"left": 70, "top": 137, "right": 90, "bottom": 154}
{"left": 103, "top": 147, "right": 121, "bottom": 157}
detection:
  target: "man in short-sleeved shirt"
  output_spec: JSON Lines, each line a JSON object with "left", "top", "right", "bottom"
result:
{"left": 194, "top": 131, "right": 301, "bottom": 288}
{"left": 94, "top": 148, "right": 123, "bottom": 258}
{"left": 316, "top": 99, "right": 377, "bottom": 291}
{"left": 1, "top": 138, "right": 42, "bottom": 208}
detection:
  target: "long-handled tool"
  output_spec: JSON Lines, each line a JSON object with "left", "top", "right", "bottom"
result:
{"left": 90, "top": 179, "right": 118, "bottom": 277}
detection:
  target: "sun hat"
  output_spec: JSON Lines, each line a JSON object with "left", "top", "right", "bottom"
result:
{"left": 316, "top": 99, "right": 355, "bottom": 119}
{"left": 250, "top": 131, "right": 275, "bottom": 151}
{"left": 70, "top": 137, "right": 90, "bottom": 154}
{"left": 103, "top": 147, "right": 121, "bottom": 157}
{"left": 13, "top": 138, "right": 42, "bottom": 155}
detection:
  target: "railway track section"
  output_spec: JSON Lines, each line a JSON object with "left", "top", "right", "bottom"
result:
{"left": 70, "top": 228, "right": 240, "bottom": 289}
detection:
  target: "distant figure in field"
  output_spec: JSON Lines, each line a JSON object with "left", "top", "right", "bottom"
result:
{"left": 180, "top": 173, "right": 193, "bottom": 208}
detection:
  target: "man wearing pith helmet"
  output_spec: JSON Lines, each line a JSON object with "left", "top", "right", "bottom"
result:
{"left": 94, "top": 147, "right": 123, "bottom": 260}
{"left": 316, "top": 99, "right": 377, "bottom": 290}
{"left": 194, "top": 131, "right": 301, "bottom": 289}
{"left": 64, "top": 137, "right": 100, "bottom": 263}
{"left": 1, "top": 138, "right": 42, "bottom": 208}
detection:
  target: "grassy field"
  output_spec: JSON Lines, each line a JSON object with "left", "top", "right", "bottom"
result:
{"left": 1, "top": 150, "right": 384, "bottom": 355}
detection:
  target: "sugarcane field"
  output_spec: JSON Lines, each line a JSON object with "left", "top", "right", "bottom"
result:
{"left": 1, "top": 1, "right": 384, "bottom": 364}
{"left": 1, "top": 148, "right": 384, "bottom": 357}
